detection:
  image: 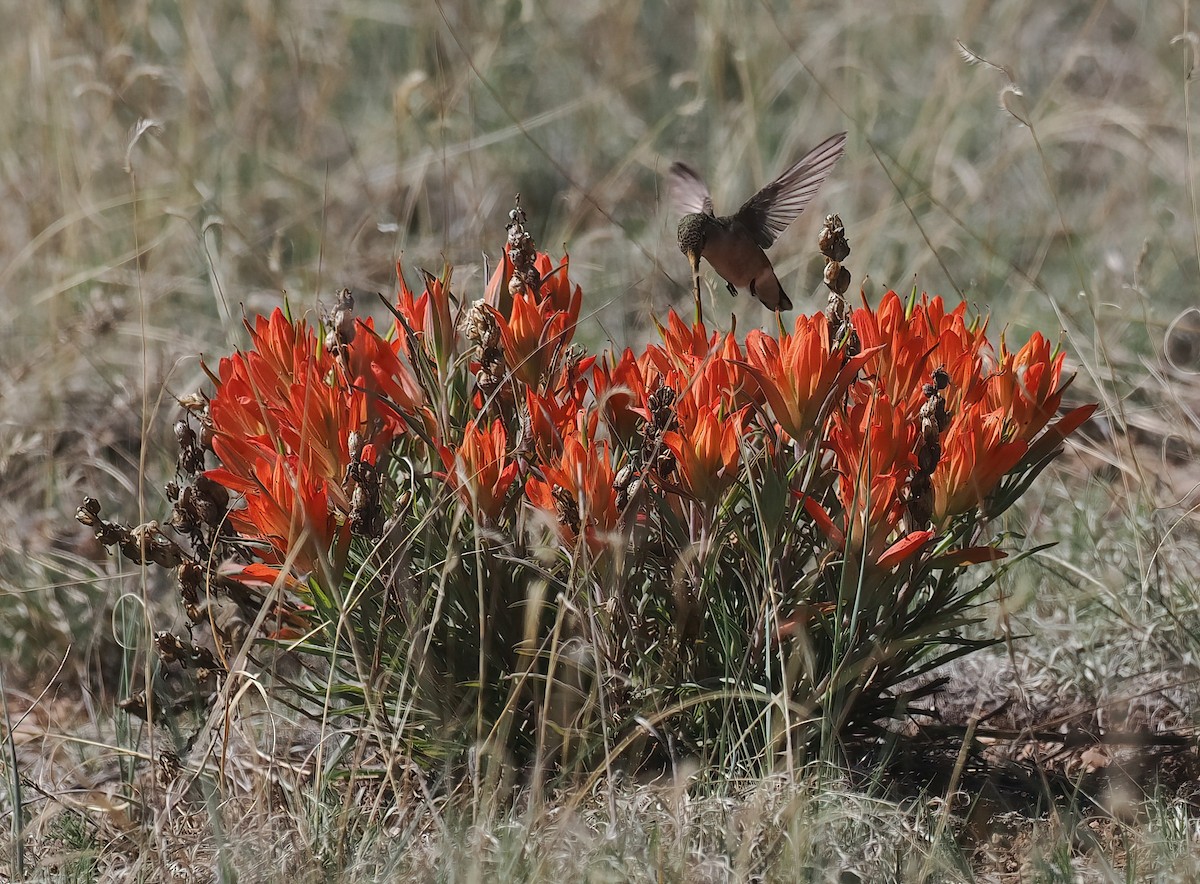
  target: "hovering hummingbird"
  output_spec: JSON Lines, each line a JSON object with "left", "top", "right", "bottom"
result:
{"left": 669, "top": 132, "right": 847, "bottom": 313}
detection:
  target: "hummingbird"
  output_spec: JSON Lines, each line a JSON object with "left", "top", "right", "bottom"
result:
{"left": 669, "top": 132, "right": 847, "bottom": 314}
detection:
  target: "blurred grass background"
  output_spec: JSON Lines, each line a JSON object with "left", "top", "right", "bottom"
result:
{"left": 2, "top": 0, "right": 1200, "bottom": 877}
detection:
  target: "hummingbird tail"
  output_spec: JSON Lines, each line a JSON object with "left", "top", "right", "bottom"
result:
{"left": 749, "top": 271, "right": 792, "bottom": 312}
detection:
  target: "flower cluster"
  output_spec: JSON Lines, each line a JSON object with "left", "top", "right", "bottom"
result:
{"left": 198, "top": 256, "right": 1093, "bottom": 589}
{"left": 202, "top": 302, "right": 431, "bottom": 578}
{"left": 134, "top": 207, "right": 1097, "bottom": 767}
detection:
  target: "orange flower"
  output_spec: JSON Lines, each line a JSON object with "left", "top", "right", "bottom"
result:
{"left": 209, "top": 315, "right": 353, "bottom": 487}
{"left": 438, "top": 419, "right": 519, "bottom": 523}
{"left": 654, "top": 308, "right": 717, "bottom": 367}
{"left": 485, "top": 249, "right": 583, "bottom": 390}
{"left": 344, "top": 320, "right": 434, "bottom": 442}
{"left": 593, "top": 347, "right": 655, "bottom": 442}
{"left": 646, "top": 311, "right": 759, "bottom": 417}
{"left": 986, "top": 332, "right": 1075, "bottom": 444}
{"left": 205, "top": 307, "right": 425, "bottom": 582}
{"left": 663, "top": 404, "right": 744, "bottom": 508}
{"left": 207, "top": 454, "right": 337, "bottom": 577}
{"left": 534, "top": 252, "right": 583, "bottom": 320}
{"left": 486, "top": 248, "right": 582, "bottom": 320}
{"left": 526, "top": 435, "right": 620, "bottom": 554}
{"left": 804, "top": 394, "right": 919, "bottom": 568}
{"left": 492, "top": 291, "right": 576, "bottom": 389}
{"left": 525, "top": 385, "right": 595, "bottom": 463}
{"left": 744, "top": 313, "right": 877, "bottom": 442}
{"left": 931, "top": 407, "right": 1027, "bottom": 524}
{"left": 852, "top": 291, "right": 993, "bottom": 417}
{"left": 394, "top": 264, "right": 457, "bottom": 370}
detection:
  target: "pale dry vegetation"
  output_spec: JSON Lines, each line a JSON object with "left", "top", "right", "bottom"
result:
{"left": 3, "top": 1, "right": 1200, "bottom": 881}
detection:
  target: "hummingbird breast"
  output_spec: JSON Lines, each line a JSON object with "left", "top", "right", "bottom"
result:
{"left": 701, "top": 219, "right": 772, "bottom": 288}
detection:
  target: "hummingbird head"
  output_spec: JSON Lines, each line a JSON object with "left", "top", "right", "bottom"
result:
{"left": 677, "top": 213, "right": 708, "bottom": 262}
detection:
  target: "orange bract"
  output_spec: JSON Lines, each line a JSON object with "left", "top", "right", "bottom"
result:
{"left": 853, "top": 291, "right": 993, "bottom": 418}
{"left": 526, "top": 435, "right": 620, "bottom": 554}
{"left": 394, "top": 265, "right": 457, "bottom": 370}
{"left": 207, "top": 454, "right": 335, "bottom": 577}
{"left": 593, "top": 347, "right": 656, "bottom": 443}
{"left": 663, "top": 404, "right": 745, "bottom": 508}
{"left": 987, "top": 331, "right": 1071, "bottom": 443}
{"left": 932, "top": 408, "right": 1027, "bottom": 524}
{"left": 806, "top": 393, "right": 918, "bottom": 567}
{"left": 438, "top": 419, "right": 519, "bottom": 523}
{"left": 205, "top": 307, "right": 426, "bottom": 579}
{"left": 744, "top": 312, "right": 874, "bottom": 443}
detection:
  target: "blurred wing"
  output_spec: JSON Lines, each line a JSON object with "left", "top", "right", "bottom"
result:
{"left": 734, "top": 132, "right": 847, "bottom": 249}
{"left": 668, "top": 162, "right": 715, "bottom": 216}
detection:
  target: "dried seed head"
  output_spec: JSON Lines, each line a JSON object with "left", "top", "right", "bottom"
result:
{"left": 174, "top": 418, "right": 206, "bottom": 475}
{"left": 177, "top": 562, "right": 204, "bottom": 622}
{"left": 908, "top": 474, "right": 933, "bottom": 528}
{"left": 613, "top": 463, "right": 641, "bottom": 512}
{"left": 324, "top": 288, "right": 356, "bottom": 353}
{"left": 818, "top": 214, "right": 851, "bottom": 262}
{"left": 823, "top": 261, "right": 851, "bottom": 295}
{"left": 461, "top": 300, "right": 507, "bottom": 400}
{"left": 646, "top": 384, "right": 679, "bottom": 432}
{"left": 552, "top": 486, "right": 580, "bottom": 534}
{"left": 129, "top": 521, "right": 185, "bottom": 568}
{"left": 931, "top": 365, "right": 950, "bottom": 392}
{"left": 461, "top": 300, "right": 501, "bottom": 351}
{"left": 178, "top": 392, "right": 208, "bottom": 413}
{"left": 154, "top": 631, "right": 220, "bottom": 671}
{"left": 562, "top": 343, "right": 587, "bottom": 380}
{"left": 78, "top": 496, "right": 102, "bottom": 523}
{"left": 347, "top": 464, "right": 383, "bottom": 538}
{"left": 820, "top": 213, "right": 854, "bottom": 325}
{"left": 506, "top": 195, "right": 540, "bottom": 296}
{"left": 906, "top": 367, "right": 952, "bottom": 529}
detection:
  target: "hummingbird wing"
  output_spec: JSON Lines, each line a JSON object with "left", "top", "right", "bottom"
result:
{"left": 733, "top": 132, "right": 847, "bottom": 249}
{"left": 667, "top": 162, "right": 715, "bottom": 216}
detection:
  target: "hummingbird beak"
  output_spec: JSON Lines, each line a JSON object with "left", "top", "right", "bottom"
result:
{"left": 687, "top": 250, "right": 703, "bottom": 324}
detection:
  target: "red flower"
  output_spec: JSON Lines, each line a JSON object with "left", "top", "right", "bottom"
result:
{"left": 593, "top": 347, "right": 656, "bottom": 443}
{"left": 932, "top": 407, "right": 1027, "bottom": 524}
{"left": 526, "top": 435, "right": 620, "bottom": 554}
{"left": 803, "top": 393, "right": 919, "bottom": 568}
{"left": 343, "top": 319, "right": 434, "bottom": 443}
{"left": 645, "top": 311, "right": 760, "bottom": 420}
{"left": 208, "top": 312, "right": 355, "bottom": 486}
{"left": 486, "top": 249, "right": 582, "bottom": 321}
{"left": 492, "top": 292, "right": 575, "bottom": 389}
{"left": 204, "top": 307, "right": 429, "bottom": 582}
{"left": 438, "top": 419, "right": 519, "bottom": 523}
{"left": 663, "top": 404, "right": 745, "bottom": 508}
{"left": 986, "top": 332, "right": 1074, "bottom": 444}
{"left": 394, "top": 264, "right": 457, "bottom": 370}
{"left": 744, "top": 313, "right": 877, "bottom": 442}
{"left": 207, "top": 454, "right": 337, "bottom": 577}
{"left": 654, "top": 308, "right": 717, "bottom": 367}
{"left": 852, "top": 291, "right": 993, "bottom": 417}
{"left": 485, "top": 249, "right": 583, "bottom": 391}
{"left": 525, "top": 384, "right": 595, "bottom": 463}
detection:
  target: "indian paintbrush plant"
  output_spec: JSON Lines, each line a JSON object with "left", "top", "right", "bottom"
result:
{"left": 78, "top": 201, "right": 1096, "bottom": 792}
